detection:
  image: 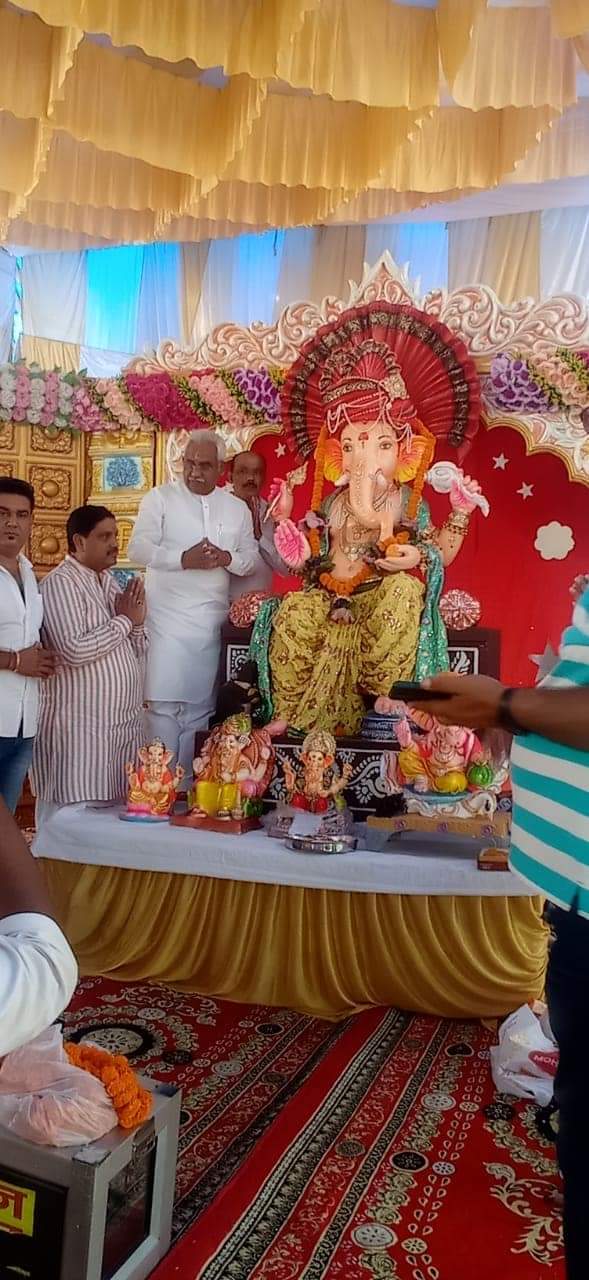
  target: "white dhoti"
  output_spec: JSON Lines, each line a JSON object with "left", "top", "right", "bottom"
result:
{"left": 144, "top": 701, "right": 207, "bottom": 781}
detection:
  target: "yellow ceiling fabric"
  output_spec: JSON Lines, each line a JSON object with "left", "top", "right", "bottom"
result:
{"left": 1, "top": 1, "right": 588, "bottom": 250}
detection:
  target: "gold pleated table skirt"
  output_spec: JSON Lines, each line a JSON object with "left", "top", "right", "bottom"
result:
{"left": 41, "top": 860, "right": 548, "bottom": 1022}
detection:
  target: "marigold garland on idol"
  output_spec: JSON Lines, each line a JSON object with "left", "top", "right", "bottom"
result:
{"left": 249, "top": 299, "right": 489, "bottom": 738}
{"left": 267, "top": 729, "right": 357, "bottom": 853}
{"left": 171, "top": 710, "right": 285, "bottom": 835}
{"left": 120, "top": 739, "right": 184, "bottom": 822}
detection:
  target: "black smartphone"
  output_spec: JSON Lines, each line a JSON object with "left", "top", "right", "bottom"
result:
{"left": 390, "top": 681, "right": 453, "bottom": 703}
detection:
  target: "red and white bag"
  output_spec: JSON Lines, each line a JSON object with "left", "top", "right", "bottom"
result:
{"left": 490, "top": 1005, "right": 558, "bottom": 1107}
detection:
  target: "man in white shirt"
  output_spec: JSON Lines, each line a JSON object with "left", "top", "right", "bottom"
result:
{"left": 0, "top": 477, "right": 56, "bottom": 812}
{"left": 228, "top": 451, "right": 288, "bottom": 602}
{"left": 0, "top": 795, "right": 78, "bottom": 1057}
{"left": 128, "top": 431, "right": 258, "bottom": 777}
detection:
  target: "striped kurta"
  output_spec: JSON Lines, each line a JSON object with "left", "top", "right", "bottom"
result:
{"left": 510, "top": 586, "right": 589, "bottom": 919}
{"left": 32, "top": 556, "right": 147, "bottom": 804}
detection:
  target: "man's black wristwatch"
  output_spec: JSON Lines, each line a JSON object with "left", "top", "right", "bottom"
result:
{"left": 497, "top": 687, "right": 528, "bottom": 736}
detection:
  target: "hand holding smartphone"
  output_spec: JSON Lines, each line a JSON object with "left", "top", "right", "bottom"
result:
{"left": 390, "top": 681, "right": 453, "bottom": 704}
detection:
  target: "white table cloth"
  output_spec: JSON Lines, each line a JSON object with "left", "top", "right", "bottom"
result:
{"left": 33, "top": 803, "right": 534, "bottom": 898}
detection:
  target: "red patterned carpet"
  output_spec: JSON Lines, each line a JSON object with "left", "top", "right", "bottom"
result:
{"left": 64, "top": 976, "right": 348, "bottom": 1240}
{"left": 64, "top": 980, "right": 564, "bottom": 1280}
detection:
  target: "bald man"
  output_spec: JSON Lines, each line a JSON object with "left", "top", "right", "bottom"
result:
{"left": 229, "top": 451, "right": 287, "bottom": 602}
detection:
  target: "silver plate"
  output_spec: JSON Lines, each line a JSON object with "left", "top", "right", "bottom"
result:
{"left": 286, "top": 834, "right": 358, "bottom": 855}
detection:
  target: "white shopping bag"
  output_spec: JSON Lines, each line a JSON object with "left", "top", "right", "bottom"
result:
{"left": 490, "top": 1005, "right": 559, "bottom": 1107}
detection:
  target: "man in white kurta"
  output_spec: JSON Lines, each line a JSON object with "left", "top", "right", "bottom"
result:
{"left": 228, "top": 451, "right": 288, "bottom": 603}
{"left": 32, "top": 505, "right": 147, "bottom": 817}
{"left": 128, "top": 431, "right": 258, "bottom": 776}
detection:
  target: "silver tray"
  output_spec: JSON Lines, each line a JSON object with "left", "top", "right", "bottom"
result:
{"left": 286, "top": 834, "right": 358, "bottom": 855}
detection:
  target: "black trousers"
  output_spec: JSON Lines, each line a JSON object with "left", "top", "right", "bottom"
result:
{"left": 545, "top": 904, "right": 589, "bottom": 1280}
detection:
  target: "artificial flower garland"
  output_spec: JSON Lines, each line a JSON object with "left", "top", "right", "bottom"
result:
{"left": 2, "top": 350, "right": 586, "bottom": 437}
{"left": 0, "top": 361, "right": 286, "bottom": 435}
{"left": 488, "top": 348, "right": 589, "bottom": 416}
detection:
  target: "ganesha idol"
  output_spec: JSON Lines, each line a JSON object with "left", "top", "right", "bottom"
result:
{"left": 121, "top": 739, "right": 184, "bottom": 822}
{"left": 171, "top": 711, "right": 285, "bottom": 833}
{"left": 250, "top": 301, "right": 487, "bottom": 737}
{"left": 266, "top": 728, "right": 355, "bottom": 841}
{"left": 376, "top": 703, "right": 507, "bottom": 826}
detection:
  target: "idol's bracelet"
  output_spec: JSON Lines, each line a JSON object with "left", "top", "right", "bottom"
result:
{"left": 7, "top": 650, "right": 20, "bottom": 672}
{"left": 497, "top": 687, "right": 528, "bottom": 736}
{"left": 443, "top": 510, "right": 470, "bottom": 535}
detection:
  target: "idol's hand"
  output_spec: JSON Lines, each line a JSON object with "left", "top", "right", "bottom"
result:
{"left": 267, "top": 479, "right": 294, "bottom": 522}
{"left": 376, "top": 544, "right": 421, "bottom": 573}
{"left": 449, "top": 474, "right": 481, "bottom": 514}
{"left": 282, "top": 759, "right": 296, "bottom": 794}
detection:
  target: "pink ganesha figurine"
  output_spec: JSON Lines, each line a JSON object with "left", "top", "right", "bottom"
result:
{"left": 121, "top": 738, "right": 184, "bottom": 822}
{"left": 375, "top": 699, "right": 491, "bottom": 796}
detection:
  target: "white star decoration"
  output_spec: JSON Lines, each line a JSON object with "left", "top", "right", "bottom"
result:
{"left": 493, "top": 454, "right": 509, "bottom": 470}
{"left": 529, "top": 643, "right": 559, "bottom": 683}
{"left": 275, "top": 442, "right": 286, "bottom": 457}
{"left": 518, "top": 482, "right": 534, "bottom": 500}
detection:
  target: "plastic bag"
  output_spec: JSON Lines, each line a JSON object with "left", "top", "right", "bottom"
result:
{"left": 490, "top": 1005, "right": 559, "bottom": 1107}
{"left": 0, "top": 1025, "right": 118, "bottom": 1146}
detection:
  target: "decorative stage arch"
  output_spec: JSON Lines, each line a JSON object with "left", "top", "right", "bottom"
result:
{"left": 122, "top": 254, "right": 589, "bottom": 487}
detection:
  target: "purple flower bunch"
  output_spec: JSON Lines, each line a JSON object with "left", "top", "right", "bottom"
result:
{"left": 488, "top": 353, "right": 554, "bottom": 414}
{"left": 233, "top": 367, "right": 281, "bottom": 424}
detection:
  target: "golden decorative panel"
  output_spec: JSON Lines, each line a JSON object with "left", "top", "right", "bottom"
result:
{"left": 2, "top": 421, "right": 84, "bottom": 576}
{"left": 27, "top": 465, "right": 72, "bottom": 511}
{"left": 90, "top": 429, "right": 154, "bottom": 456}
{"left": 30, "top": 521, "right": 68, "bottom": 568}
{"left": 115, "top": 517, "right": 135, "bottom": 565}
{"left": 86, "top": 432, "right": 155, "bottom": 573}
{"left": 29, "top": 425, "right": 76, "bottom": 455}
{"left": 0, "top": 423, "right": 15, "bottom": 450}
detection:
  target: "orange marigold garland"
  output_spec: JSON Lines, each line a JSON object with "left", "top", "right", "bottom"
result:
{"left": 65, "top": 1041, "right": 153, "bottom": 1129}
{"left": 319, "top": 562, "right": 373, "bottom": 596}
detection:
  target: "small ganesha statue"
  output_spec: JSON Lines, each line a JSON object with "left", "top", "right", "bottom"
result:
{"left": 267, "top": 728, "right": 354, "bottom": 840}
{"left": 121, "top": 738, "right": 184, "bottom": 822}
{"left": 376, "top": 701, "right": 503, "bottom": 824}
{"left": 172, "top": 711, "right": 285, "bottom": 832}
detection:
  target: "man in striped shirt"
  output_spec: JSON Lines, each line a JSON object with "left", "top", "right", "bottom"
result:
{"left": 32, "top": 506, "right": 147, "bottom": 819}
{"left": 420, "top": 581, "right": 589, "bottom": 1280}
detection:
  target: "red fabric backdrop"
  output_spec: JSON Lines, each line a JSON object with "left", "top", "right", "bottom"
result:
{"left": 241, "top": 424, "right": 589, "bottom": 688}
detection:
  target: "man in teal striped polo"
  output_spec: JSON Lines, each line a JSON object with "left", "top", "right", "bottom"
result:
{"left": 420, "top": 579, "right": 589, "bottom": 1280}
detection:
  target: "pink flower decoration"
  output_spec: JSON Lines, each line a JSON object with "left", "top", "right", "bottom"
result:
{"left": 191, "top": 373, "right": 248, "bottom": 431}
{"left": 71, "top": 385, "right": 108, "bottom": 432}
{"left": 125, "top": 373, "right": 200, "bottom": 432}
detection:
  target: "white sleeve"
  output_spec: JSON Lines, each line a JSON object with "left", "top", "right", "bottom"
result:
{"left": 227, "top": 501, "right": 260, "bottom": 578}
{"left": 0, "top": 913, "right": 78, "bottom": 1056}
{"left": 128, "top": 488, "right": 183, "bottom": 572}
